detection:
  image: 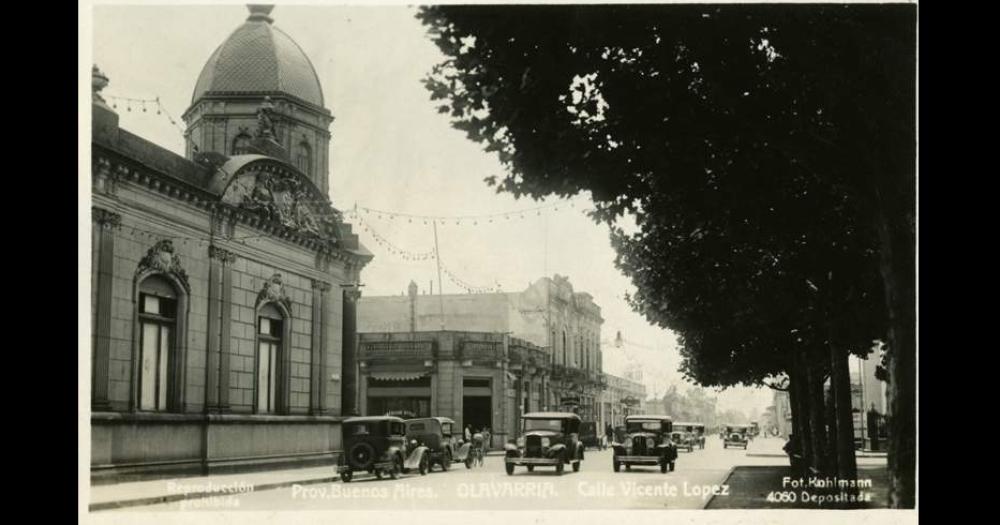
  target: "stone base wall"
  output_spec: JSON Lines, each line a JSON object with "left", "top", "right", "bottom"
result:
{"left": 90, "top": 412, "right": 344, "bottom": 484}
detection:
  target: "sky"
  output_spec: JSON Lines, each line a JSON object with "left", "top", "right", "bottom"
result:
{"left": 87, "top": 1, "right": 774, "bottom": 415}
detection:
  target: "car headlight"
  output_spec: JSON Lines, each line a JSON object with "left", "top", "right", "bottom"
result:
{"left": 410, "top": 439, "right": 418, "bottom": 446}
{"left": 516, "top": 436, "right": 525, "bottom": 448}
{"left": 541, "top": 437, "right": 551, "bottom": 447}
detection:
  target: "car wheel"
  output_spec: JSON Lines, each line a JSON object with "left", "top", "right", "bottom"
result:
{"left": 389, "top": 456, "right": 402, "bottom": 480}
{"left": 556, "top": 461, "right": 564, "bottom": 475}
{"left": 505, "top": 462, "right": 515, "bottom": 475}
{"left": 375, "top": 469, "right": 383, "bottom": 480}
{"left": 442, "top": 449, "right": 452, "bottom": 471}
{"left": 572, "top": 461, "right": 581, "bottom": 472}
{"left": 669, "top": 461, "right": 675, "bottom": 472}
{"left": 625, "top": 464, "right": 631, "bottom": 471}
{"left": 527, "top": 465, "right": 534, "bottom": 472}
{"left": 613, "top": 460, "right": 620, "bottom": 472}
{"left": 340, "top": 470, "right": 353, "bottom": 483}
{"left": 419, "top": 456, "right": 428, "bottom": 476}
{"left": 660, "top": 461, "right": 668, "bottom": 473}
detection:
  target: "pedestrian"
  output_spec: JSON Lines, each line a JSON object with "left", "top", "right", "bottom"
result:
{"left": 605, "top": 423, "right": 613, "bottom": 446}
{"left": 464, "top": 424, "right": 472, "bottom": 443}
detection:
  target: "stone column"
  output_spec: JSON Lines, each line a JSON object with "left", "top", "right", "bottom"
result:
{"left": 310, "top": 280, "right": 329, "bottom": 414}
{"left": 342, "top": 286, "right": 362, "bottom": 416}
{"left": 92, "top": 207, "right": 120, "bottom": 411}
{"left": 219, "top": 252, "right": 234, "bottom": 411}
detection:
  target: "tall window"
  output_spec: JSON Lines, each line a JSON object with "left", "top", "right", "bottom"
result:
{"left": 137, "top": 276, "right": 177, "bottom": 411}
{"left": 562, "top": 331, "right": 567, "bottom": 365}
{"left": 295, "top": 140, "right": 312, "bottom": 175}
{"left": 232, "top": 133, "right": 252, "bottom": 155}
{"left": 256, "top": 304, "right": 284, "bottom": 414}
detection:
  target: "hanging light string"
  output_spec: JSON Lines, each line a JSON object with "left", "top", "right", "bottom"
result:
{"left": 347, "top": 201, "right": 576, "bottom": 225}
{"left": 439, "top": 260, "right": 501, "bottom": 294}
{"left": 353, "top": 214, "right": 437, "bottom": 261}
{"left": 104, "top": 93, "right": 186, "bottom": 136}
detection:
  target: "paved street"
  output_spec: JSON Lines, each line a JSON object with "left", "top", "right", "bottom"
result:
{"left": 108, "top": 436, "right": 888, "bottom": 511}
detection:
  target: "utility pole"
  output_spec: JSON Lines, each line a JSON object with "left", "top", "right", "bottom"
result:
{"left": 432, "top": 221, "right": 445, "bottom": 330}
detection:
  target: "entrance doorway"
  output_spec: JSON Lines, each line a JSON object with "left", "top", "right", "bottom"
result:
{"left": 462, "top": 377, "right": 492, "bottom": 436}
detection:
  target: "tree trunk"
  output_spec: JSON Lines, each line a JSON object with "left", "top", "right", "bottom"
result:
{"left": 791, "top": 351, "right": 813, "bottom": 476}
{"left": 804, "top": 359, "right": 828, "bottom": 476}
{"left": 876, "top": 205, "right": 916, "bottom": 509}
{"left": 830, "top": 344, "right": 859, "bottom": 493}
{"left": 824, "top": 382, "right": 839, "bottom": 476}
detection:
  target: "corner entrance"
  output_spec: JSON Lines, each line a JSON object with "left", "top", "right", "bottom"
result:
{"left": 462, "top": 377, "right": 492, "bottom": 434}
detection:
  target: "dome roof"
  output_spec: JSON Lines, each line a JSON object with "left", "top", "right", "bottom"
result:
{"left": 191, "top": 5, "right": 324, "bottom": 107}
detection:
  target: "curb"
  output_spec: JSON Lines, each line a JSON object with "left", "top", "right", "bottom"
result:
{"left": 703, "top": 465, "right": 738, "bottom": 509}
{"left": 90, "top": 474, "right": 338, "bottom": 512}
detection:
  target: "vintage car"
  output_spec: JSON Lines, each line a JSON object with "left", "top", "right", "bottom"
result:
{"left": 722, "top": 424, "right": 750, "bottom": 449}
{"left": 579, "top": 421, "right": 604, "bottom": 450}
{"left": 404, "top": 416, "right": 473, "bottom": 471}
{"left": 504, "top": 412, "right": 584, "bottom": 475}
{"left": 337, "top": 416, "right": 430, "bottom": 482}
{"left": 670, "top": 429, "right": 695, "bottom": 452}
{"left": 612, "top": 415, "right": 678, "bottom": 473}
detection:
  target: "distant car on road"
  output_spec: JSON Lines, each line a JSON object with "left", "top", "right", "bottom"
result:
{"left": 612, "top": 414, "right": 678, "bottom": 473}
{"left": 722, "top": 424, "right": 750, "bottom": 450}
{"left": 338, "top": 416, "right": 429, "bottom": 482}
{"left": 504, "top": 412, "right": 584, "bottom": 475}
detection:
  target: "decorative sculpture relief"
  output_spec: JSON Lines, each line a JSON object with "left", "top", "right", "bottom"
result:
{"left": 224, "top": 168, "right": 336, "bottom": 238}
{"left": 137, "top": 240, "right": 190, "bottom": 291}
{"left": 256, "top": 273, "right": 292, "bottom": 310}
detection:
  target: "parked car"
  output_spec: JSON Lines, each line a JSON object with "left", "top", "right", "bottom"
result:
{"left": 338, "top": 416, "right": 430, "bottom": 482}
{"left": 404, "top": 416, "right": 472, "bottom": 471}
{"left": 723, "top": 424, "right": 750, "bottom": 450}
{"left": 504, "top": 412, "right": 584, "bottom": 475}
{"left": 579, "top": 421, "right": 604, "bottom": 450}
{"left": 670, "top": 430, "right": 695, "bottom": 452}
{"left": 612, "top": 415, "right": 678, "bottom": 473}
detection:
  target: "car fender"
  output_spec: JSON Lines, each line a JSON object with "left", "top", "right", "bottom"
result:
{"left": 504, "top": 443, "right": 521, "bottom": 458}
{"left": 454, "top": 442, "right": 471, "bottom": 461}
{"left": 385, "top": 446, "right": 405, "bottom": 463}
{"left": 404, "top": 446, "right": 429, "bottom": 470}
{"left": 546, "top": 443, "right": 567, "bottom": 459}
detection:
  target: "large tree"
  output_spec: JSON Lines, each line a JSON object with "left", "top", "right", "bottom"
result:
{"left": 419, "top": 3, "right": 915, "bottom": 507}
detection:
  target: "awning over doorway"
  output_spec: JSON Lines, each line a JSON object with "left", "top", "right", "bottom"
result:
{"left": 369, "top": 371, "right": 429, "bottom": 381}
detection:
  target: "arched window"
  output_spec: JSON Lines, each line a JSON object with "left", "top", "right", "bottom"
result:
{"left": 137, "top": 276, "right": 178, "bottom": 411}
{"left": 232, "top": 133, "right": 252, "bottom": 155}
{"left": 256, "top": 303, "right": 285, "bottom": 414}
{"left": 295, "top": 140, "right": 312, "bottom": 175}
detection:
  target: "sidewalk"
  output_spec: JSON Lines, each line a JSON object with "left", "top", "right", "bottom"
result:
{"left": 745, "top": 438, "right": 887, "bottom": 458}
{"left": 705, "top": 464, "right": 889, "bottom": 509}
{"left": 89, "top": 465, "right": 340, "bottom": 511}
{"left": 91, "top": 450, "right": 508, "bottom": 511}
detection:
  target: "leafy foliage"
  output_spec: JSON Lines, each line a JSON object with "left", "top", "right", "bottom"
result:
{"left": 418, "top": 4, "right": 912, "bottom": 390}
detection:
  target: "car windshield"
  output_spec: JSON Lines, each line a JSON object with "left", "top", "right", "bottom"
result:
{"left": 626, "top": 421, "right": 664, "bottom": 432}
{"left": 407, "top": 423, "right": 426, "bottom": 433}
{"left": 524, "top": 419, "right": 563, "bottom": 432}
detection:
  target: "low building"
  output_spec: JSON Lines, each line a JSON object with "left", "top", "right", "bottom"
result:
{"left": 358, "top": 275, "right": 607, "bottom": 421}
{"left": 356, "top": 331, "right": 550, "bottom": 448}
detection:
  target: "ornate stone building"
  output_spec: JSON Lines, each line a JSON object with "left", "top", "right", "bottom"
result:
{"left": 90, "top": 5, "right": 372, "bottom": 481}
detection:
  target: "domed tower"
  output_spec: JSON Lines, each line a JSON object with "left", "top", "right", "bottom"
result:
{"left": 182, "top": 5, "right": 334, "bottom": 195}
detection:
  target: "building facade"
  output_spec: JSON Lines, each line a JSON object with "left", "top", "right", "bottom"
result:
{"left": 90, "top": 5, "right": 372, "bottom": 482}
{"left": 358, "top": 275, "right": 607, "bottom": 419}
{"left": 600, "top": 374, "right": 647, "bottom": 428}
{"left": 355, "top": 331, "right": 549, "bottom": 448}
